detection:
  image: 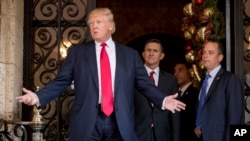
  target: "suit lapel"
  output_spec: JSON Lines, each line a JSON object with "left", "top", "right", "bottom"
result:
{"left": 114, "top": 43, "right": 124, "bottom": 96}
{"left": 158, "top": 71, "right": 166, "bottom": 90}
{"left": 182, "top": 85, "right": 192, "bottom": 97}
{"left": 205, "top": 68, "right": 224, "bottom": 102}
{"left": 85, "top": 41, "right": 99, "bottom": 89}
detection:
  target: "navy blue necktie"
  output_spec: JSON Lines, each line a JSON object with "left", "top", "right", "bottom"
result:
{"left": 196, "top": 74, "right": 211, "bottom": 128}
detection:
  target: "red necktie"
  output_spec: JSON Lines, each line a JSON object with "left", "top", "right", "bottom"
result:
{"left": 100, "top": 42, "right": 113, "bottom": 116}
{"left": 149, "top": 71, "right": 155, "bottom": 126}
{"left": 149, "top": 71, "right": 155, "bottom": 84}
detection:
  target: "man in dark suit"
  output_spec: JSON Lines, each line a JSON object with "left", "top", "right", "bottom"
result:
{"left": 194, "top": 40, "right": 244, "bottom": 141}
{"left": 16, "top": 8, "right": 185, "bottom": 141}
{"left": 174, "top": 62, "right": 199, "bottom": 141}
{"left": 134, "top": 39, "right": 180, "bottom": 141}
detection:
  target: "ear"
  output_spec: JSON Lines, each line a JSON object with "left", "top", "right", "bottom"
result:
{"left": 218, "top": 54, "right": 223, "bottom": 62}
{"left": 160, "top": 52, "right": 165, "bottom": 60}
{"left": 142, "top": 52, "right": 146, "bottom": 58}
{"left": 109, "top": 22, "right": 115, "bottom": 31}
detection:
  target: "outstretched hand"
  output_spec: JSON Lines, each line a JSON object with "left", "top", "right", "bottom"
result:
{"left": 16, "top": 88, "right": 39, "bottom": 106}
{"left": 164, "top": 93, "right": 186, "bottom": 113}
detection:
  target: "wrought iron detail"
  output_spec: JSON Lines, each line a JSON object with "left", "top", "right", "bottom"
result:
{"left": 0, "top": 119, "right": 28, "bottom": 141}
{"left": 24, "top": 0, "right": 94, "bottom": 140}
{"left": 243, "top": 0, "right": 250, "bottom": 124}
{"left": 244, "top": 49, "right": 250, "bottom": 61}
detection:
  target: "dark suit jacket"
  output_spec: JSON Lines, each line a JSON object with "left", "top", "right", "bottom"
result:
{"left": 36, "top": 41, "right": 167, "bottom": 141}
{"left": 134, "top": 71, "right": 180, "bottom": 141}
{"left": 200, "top": 68, "right": 244, "bottom": 141}
{"left": 179, "top": 84, "right": 199, "bottom": 141}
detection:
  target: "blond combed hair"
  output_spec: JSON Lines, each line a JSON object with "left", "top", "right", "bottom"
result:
{"left": 88, "top": 7, "right": 116, "bottom": 34}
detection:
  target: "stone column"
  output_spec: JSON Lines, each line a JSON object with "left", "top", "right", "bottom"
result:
{"left": 0, "top": 0, "right": 24, "bottom": 122}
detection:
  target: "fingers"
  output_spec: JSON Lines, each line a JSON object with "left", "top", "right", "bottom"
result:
{"left": 22, "top": 87, "right": 32, "bottom": 94}
{"left": 194, "top": 127, "right": 201, "bottom": 138}
{"left": 169, "top": 94, "right": 186, "bottom": 108}
{"left": 170, "top": 108, "right": 175, "bottom": 113}
{"left": 177, "top": 101, "right": 186, "bottom": 110}
{"left": 22, "top": 87, "right": 28, "bottom": 92}
{"left": 16, "top": 95, "right": 32, "bottom": 105}
{"left": 172, "top": 99, "right": 186, "bottom": 111}
{"left": 16, "top": 87, "right": 29, "bottom": 102}
{"left": 164, "top": 95, "right": 186, "bottom": 113}
{"left": 16, "top": 87, "right": 38, "bottom": 106}
{"left": 174, "top": 106, "right": 181, "bottom": 112}
{"left": 16, "top": 96, "right": 24, "bottom": 102}
{"left": 16, "top": 95, "right": 25, "bottom": 102}
{"left": 171, "top": 104, "right": 183, "bottom": 113}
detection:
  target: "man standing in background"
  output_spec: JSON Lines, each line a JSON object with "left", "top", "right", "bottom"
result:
{"left": 135, "top": 39, "right": 180, "bottom": 141}
{"left": 194, "top": 40, "right": 244, "bottom": 141}
{"left": 174, "top": 62, "right": 199, "bottom": 141}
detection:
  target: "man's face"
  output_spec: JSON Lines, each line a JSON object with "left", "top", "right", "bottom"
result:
{"left": 142, "top": 42, "right": 164, "bottom": 69}
{"left": 88, "top": 13, "right": 114, "bottom": 43}
{"left": 174, "top": 64, "right": 191, "bottom": 87}
{"left": 202, "top": 42, "right": 223, "bottom": 72}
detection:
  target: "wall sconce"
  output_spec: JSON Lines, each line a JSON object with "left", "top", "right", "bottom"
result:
{"left": 60, "top": 40, "right": 73, "bottom": 60}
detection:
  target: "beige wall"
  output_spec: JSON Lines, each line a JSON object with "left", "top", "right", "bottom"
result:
{"left": 0, "top": 0, "right": 23, "bottom": 121}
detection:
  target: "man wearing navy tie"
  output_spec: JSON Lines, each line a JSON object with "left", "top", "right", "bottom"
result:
{"left": 16, "top": 8, "right": 186, "bottom": 141}
{"left": 194, "top": 40, "right": 244, "bottom": 141}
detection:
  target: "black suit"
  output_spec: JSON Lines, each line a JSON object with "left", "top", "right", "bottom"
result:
{"left": 134, "top": 70, "right": 180, "bottom": 141}
{"left": 179, "top": 84, "right": 199, "bottom": 141}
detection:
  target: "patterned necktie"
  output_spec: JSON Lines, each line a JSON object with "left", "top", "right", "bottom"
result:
{"left": 149, "top": 71, "right": 155, "bottom": 84}
{"left": 196, "top": 74, "right": 211, "bottom": 128}
{"left": 100, "top": 42, "right": 113, "bottom": 116}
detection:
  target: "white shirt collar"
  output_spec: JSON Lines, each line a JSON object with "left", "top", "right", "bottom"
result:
{"left": 144, "top": 65, "right": 160, "bottom": 75}
{"left": 95, "top": 37, "right": 114, "bottom": 49}
{"left": 207, "top": 65, "right": 221, "bottom": 78}
{"left": 179, "top": 82, "right": 192, "bottom": 96}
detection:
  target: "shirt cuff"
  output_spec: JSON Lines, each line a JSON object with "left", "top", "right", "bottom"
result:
{"left": 161, "top": 96, "right": 168, "bottom": 110}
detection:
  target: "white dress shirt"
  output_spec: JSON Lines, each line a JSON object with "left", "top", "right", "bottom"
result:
{"left": 144, "top": 65, "right": 160, "bottom": 86}
{"left": 198, "top": 65, "right": 221, "bottom": 99}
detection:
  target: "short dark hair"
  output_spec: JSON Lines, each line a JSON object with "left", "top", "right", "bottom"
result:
{"left": 175, "top": 61, "right": 192, "bottom": 70}
{"left": 203, "top": 40, "right": 224, "bottom": 55}
{"left": 144, "top": 39, "right": 164, "bottom": 53}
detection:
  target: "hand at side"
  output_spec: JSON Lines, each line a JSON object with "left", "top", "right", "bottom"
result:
{"left": 194, "top": 127, "right": 202, "bottom": 138}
